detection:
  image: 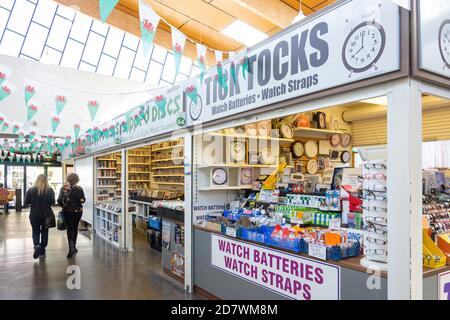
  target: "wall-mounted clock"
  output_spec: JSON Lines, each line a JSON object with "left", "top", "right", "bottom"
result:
{"left": 342, "top": 21, "right": 386, "bottom": 77}
{"left": 244, "top": 123, "right": 258, "bottom": 136}
{"left": 341, "top": 150, "right": 351, "bottom": 163}
{"left": 313, "top": 112, "right": 327, "bottom": 129}
{"left": 291, "top": 141, "right": 304, "bottom": 158}
{"left": 439, "top": 19, "right": 450, "bottom": 70}
{"left": 329, "top": 134, "right": 341, "bottom": 148}
{"left": 304, "top": 140, "right": 318, "bottom": 158}
{"left": 260, "top": 147, "right": 275, "bottom": 165}
{"left": 212, "top": 168, "right": 228, "bottom": 185}
{"left": 240, "top": 167, "right": 253, "bottom": 185}
{"left": 189, "top": 95, "right": 202, "bottom": 121}
{"left": 307, "top": 159, "right": 318, "bottom": 175}
{"left": 319, "top": 140, "right": 331, "bottom": 155}
{"left": 340, "top": 133, "right": 352, "bottom": 148}
{"left": 278, "top": 122, "right": 294, "bottom": 139}
{"left": 230, "top": 141, "right": 246, "bottom": 163}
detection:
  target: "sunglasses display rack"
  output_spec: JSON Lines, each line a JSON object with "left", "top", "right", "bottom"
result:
{"left": 423, "top": 198, "right": 450, "bottom": 238}
{"left": 361, "top": 160, "right": 388, "bottom": 265}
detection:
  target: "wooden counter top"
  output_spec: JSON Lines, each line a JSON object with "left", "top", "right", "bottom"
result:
{"left": 194, "top": 225, "right": 450, "bottom": 279}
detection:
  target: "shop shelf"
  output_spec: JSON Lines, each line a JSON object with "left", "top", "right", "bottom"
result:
{"left": 151, "top": 144, "right": 184, "bottom": 152}
{"left": 293, "top": 127, "right": 342, "bottom": 138}
{"left": 208, "top": 132, "right": 294, "bottom": 142}
{"left": 151, "top": 157, "right": 184, "bottom": 162}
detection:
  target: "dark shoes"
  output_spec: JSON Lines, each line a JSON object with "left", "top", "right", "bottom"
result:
{"left": 33, "top": 246, "right": 41, "bottom": 259}
{"left": 67, "top": 241, "right": 77, "bottom": 259}
{"left": 39, "top": 247, "right": 46, "bottom": 259}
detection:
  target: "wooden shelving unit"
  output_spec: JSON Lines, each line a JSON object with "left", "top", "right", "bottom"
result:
{"left": 208, "top": 132, "right": 294, "bottom": 142}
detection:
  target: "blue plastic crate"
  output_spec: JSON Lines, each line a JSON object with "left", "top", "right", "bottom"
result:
{"left": 267, "top": 236, "right": 300, "bottom": 253}
{"left": 148, "top": 217, "right": 161, "bottom": 230}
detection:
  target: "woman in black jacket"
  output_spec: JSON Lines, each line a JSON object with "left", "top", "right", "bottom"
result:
{"left": 24, "top": 174, "right": 55, "bottom": 259}
{"left": 57, "top": 173, "right": 86, "bottom": 259}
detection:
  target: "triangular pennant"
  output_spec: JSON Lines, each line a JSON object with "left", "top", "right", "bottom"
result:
{"left": 240, "top": 49, "right": 249, "bottom": 80}
{"left": 196, "top": 43, "right": 207, "bottom": 85}
{"left": 229, "top": 52, "right": 238, "bottom": 85}
{"left": 12, "top": 123, "right": 20, "bottom": 135}
{"left": 1, "top": 122, "right": 9, "bottom": 132}
{"left": 0, "top": 72, "right": 5, "bottom": 86}
{"left": 171, "top": 27, "right": 186, "bottom": 78}
{"left": 51, "top": 116, "right": 60, "bottom": 133}
{"left": 0, "top": 85, "right": 12, "bottom": 102}
{"left": 99, "top": 0, "right": 119, "bottom": 23}
{"left": 215, "top": 50, "right": 227, "bottom": 89}
{"left": 73, "top": 123, "right": 81, "bottom": 138}
{"left": 87, "top": 100, "right": 100, "bottom": 121}
{"left": 139, "top": 0, "right": 160, "bottom": 56}
{"left": 27, "top": 104, "right": 39, "bottom": 121}
{"left": 185, "top": 85, "right": 198, "bottom": 105}
{"left": 55, "top": 95, "right": 67, "bottom": 115}
{"left": 154, "top": 95, "right": 167, "bottom": 118}
{"left": 24, "top": 85, "right": 36, "bottom": 105}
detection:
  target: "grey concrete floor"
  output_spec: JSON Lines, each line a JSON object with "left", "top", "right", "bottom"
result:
{"left": 0, "top": 209, "right": 200, "bottom": 300}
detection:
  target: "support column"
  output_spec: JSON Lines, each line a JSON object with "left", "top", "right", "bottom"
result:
{"left": 184, "top": 133, "right": 193, "bottom": 293}
{"left": 387, "top": 78, "right": 422, "bottom": 299}
{"left": 122, "top": 148, "right": 133, "bottom": 252}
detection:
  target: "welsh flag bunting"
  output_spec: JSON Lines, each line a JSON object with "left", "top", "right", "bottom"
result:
{"left": 0, "top": 72, "right": 5, "bottom": 86}
{"left": 55, "top": 95, "right": 67, "bottom": 115}
{"left": 2, "top": 122, "right": 9, "bottom": 132}
{"left": 92, "top": 127, "right": 100, "bottom": 142}
{"left": 185, "top": 85, "right": 197, "bottom": 105}
{"left": 229, "top": 52, "right": 238, "bottom": 85}
{"left": 154, "top": 95, "right": 166, "bottom": 118}
{"left": 99, "top": 0, "right": 119, "bottom": 23}
{"left": 171, "top": 27, "right": 186, "bottom": 78}
{"left": 87, "top": 100, "right": 100, "bottom": 121}
{"left": 73, "top": 123, "right": 81, "bottom": 138}
{"left": 27, "top": 104, "right": 39, "bottom": 121}
{"left": 102, "top": 127, "right": 109, "bottom": 139}
{"left": 51, "top": 116, "right": 60, "bottom": 133}
{"left": 0, "top": 85, "right": 11, "bottom": 101}
{"left": 8, "top": 154, "right": 14, "bottom": 162}
{"left": 65, "top": 135, "right": 72, "bottom": 147}
{"left": 240, "top": 49, "right": 249, "bottom": 80}
{"left": 0, "top": 116, "right": 4, "bottom": 127}
{"left": 109, "top": 125, "right": 116, "bottom": 138}
{"left": 215, "top": 50, "right": 227, "bottom": 89}
{"left": 121, "top": 119, "right": 128, "bottom": 133}
{"left": 29, "top": 130, "right": 36, "bottom": 141}
{"left": 12, "top": 124, "right": 20, "bottom": 135}
{"left": 0, "top": 154, "right": 6, "bottom": 163}
{"left": 139, "top": 0, "right": 160, "bottom": 56}
{"left": 18, "top": 131, "right": 24, "bottom": 141}
{"left": 196, "top": 43, "right": 207, "bottom": 85}
{"left": 24, "top": 85, "right": 36, "bottom": 105}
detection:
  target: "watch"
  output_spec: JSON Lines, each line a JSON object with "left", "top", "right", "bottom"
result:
{"left": 304, "top": 140, "right": 318, "bottom": 158}
{"left": 260, "top": 147, "right": 274, "bottom": 165}
{"left": 291, "top": 141, "right": 304, "bottom": 158}
{"left": 439, "top": 19, "right": 450, "bottom": 69}
{"left": 240, "top": 168, "right": 253, "bottom": 185}
{"left": 307, "top": 160, "right": 318, "bottom": 175}
{"left": 212, "top": 168, "right": 228, "bottom": 185}
{"left": 257, "top": 120, "right": 272, "bottom": 137}
{"left": 340, "top": 133, "right": 352, "bottom": 147}
{"left": 342, "top": 21, "right": 386, "bottom": 77}
{"left": 230, "top": 141, "right": 246, "bottom": 162}
{"left": 278, "top": 122, "right": 294, "bottom": 139}
{"left": 341, "top": 151, "right": 351, "bottom": 163}
{"left": 329, "top": 134, "right": 341, "bottom": 147}
{"left": 189, "top": 96, "right": 202, "bottom": 121}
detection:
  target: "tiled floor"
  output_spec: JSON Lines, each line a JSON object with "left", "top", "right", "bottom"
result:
{"left": 0, "top": 209, "right": 199, "bottom": 300}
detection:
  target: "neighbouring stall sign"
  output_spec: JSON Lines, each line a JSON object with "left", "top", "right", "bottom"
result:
{"left": 88, "top": 88, "right": 186, "bottom": 153}
{"left": 438, "top": 271, "right": 450, "bottom": 300}
{"left": 417, "top": 0, "right": 450, "bottom": 79}
{"left": 211, "top": 234, "right": 340, "bottom": 300}
{"left": 187, "top": 0, "right": 401, "bottom": 126}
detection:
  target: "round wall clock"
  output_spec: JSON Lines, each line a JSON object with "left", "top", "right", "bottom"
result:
{"left": 291, "top": 141, "right": 304, "bottom": 158}
{"left": 244, "top": 123, "right": 258, "bottom": 136}
{"left": 342, "top": 21, "right": 386, "bottom": 77}
{"left": 439, "top": 19, "right": 450, "bottom": 69}
{"left": 240, "top": 168, "right": 253, "bottom": 185}
{"left": 278, "top": 122, "right": 294, "bottom": 139}
{"left": 230, "top": 141, "right": 246, "bottom": 162}
{"left": 318, "top": 112, "right": 327, "bottom": 129}
{"left": 304, "top": 140, "right": 318, "bottom": 158}
{"left": 257, "top": 120, "right": 272, "bottom": 137}
{"left": 340, "top": 133, "right": 352, "bottom": 147}
{"left": 329, "top": 134, "right": 341, "bottom": 147}
{"left": 341, "top": 150, "right": 351, "bottom": 163}
{"left": 307, "top": 160, "right": 318, "bottom": 175}
{"left": 260, "top": 147, "right": 274, "bottom": 165}
{"left": 212, "top": 168, "right": 228, "bottom": 185}
{"left": 189, "top": 96, "right": 202, "bottom": 121}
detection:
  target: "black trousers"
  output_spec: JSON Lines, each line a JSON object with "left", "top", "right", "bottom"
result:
{"left": 65, "top": 211, "right": 82, "bottom": 244}
{"left": 29, "top": 215, "right": 48, "bottom": 248}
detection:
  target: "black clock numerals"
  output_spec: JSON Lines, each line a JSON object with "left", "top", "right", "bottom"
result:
{"left": 439, "top": 20, "right": 450, "bottom": 69}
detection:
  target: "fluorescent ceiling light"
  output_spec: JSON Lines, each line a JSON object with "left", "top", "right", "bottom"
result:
{"left": 360, "top": 96, "right": 388, "bottom": 105}
{"left": 221, "top": 20, "right": 268, "bottom": 47}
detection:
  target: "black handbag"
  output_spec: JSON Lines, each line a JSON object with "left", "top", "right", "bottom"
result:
{"left": 57, "top": 211, "right": 67, "bottom": 230}
{"left": 44, "top": 210, "right": 56, "bottom": 229}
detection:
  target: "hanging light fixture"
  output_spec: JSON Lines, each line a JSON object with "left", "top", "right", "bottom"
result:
{"left": 292, "top": 1, "right": 306, "bottom": 24}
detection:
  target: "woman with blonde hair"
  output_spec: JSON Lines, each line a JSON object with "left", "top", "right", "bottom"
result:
{"left": 57, "top": 173, "right": 85, "bottom": 259}
{"left": 24, "top": 174, "right": 56, "bottom": 259}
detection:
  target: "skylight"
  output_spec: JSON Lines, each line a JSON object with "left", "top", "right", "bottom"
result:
{"left": 221, "top": 20, "right": 268, "bottom": 47}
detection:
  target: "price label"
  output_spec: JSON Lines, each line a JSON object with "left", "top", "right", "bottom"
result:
{"left": 329, "top": 218, "right": 341, "bottom": 230}
{"left": 308, "top": 243, "right": 327, "bottom": 260}
{"left": 290, "top": 217, "right": 303, "bottom": 224}
{"left": 226, "top": 227, "right": 237, "bottom": 238}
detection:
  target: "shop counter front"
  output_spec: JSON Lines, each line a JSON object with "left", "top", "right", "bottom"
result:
{"left": 193, "top": 226, "right": 449, "bottom": 300}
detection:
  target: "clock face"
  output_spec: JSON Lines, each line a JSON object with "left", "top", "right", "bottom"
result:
{"left": 341, "top": 151, "right": 351, "bottom": 163}
{"left": 340, "top": 133, "right": 352, "bottom": 147}
{"left": 307, "top": 160, "right": 318, "bottom": 175}
{"left": 260, "top": 148, "right": 274, "bottom": 165}
{"left": 330, "top": 134, "right": 341, "bottom": 147}
{"left": 245, "top": 123, "right": 258, "bottom": 136}
{"left": 240, "top": 168, "right": 253, "bottom": 185}
{"left": 292, "top": 141, "right": 304, "bottom": 158}
{"left": 439, "top": 19, "right": 450, "bottom": 68}
{"left": 304, "top": 140, "right": 318, "bottom": 158}
{"left": 318, "top": 113, "right": 326, "bottom": 129}
{"left": 230, "top": 142, "right": 246, "bottom": 162}
{"left": 280, "top": 123, "right": 293, "bottom": 138}
{"left": 342, "top": 21, "right": 386, "bottom": 74}
{"left": 212, "top": 168, "right": 227, "bottom": 185}
{"left": 257, "top": 120, "right": 271, "bottom": 136}
{"left": 189, "top": 96, "right": 202, "bottom": 121}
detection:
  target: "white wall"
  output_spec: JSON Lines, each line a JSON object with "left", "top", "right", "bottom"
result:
{"left": 74, "top": 156, "right": 94, "bottom": 225}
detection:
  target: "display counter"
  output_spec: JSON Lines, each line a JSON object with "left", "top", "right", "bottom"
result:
{"left": 193, "top": 226, "right": 449, "bottom": 300}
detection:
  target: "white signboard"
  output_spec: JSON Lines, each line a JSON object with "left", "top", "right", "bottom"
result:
{"left": 438, "top": 271, "right": 450, "bottom": 300}
{"left": 211, "top": 234, "right": 340, "bottom": 300}
{"left": 308, "top": 243, "right": 327, "bottom": 261}
{"left": 187, "top": 0, "right": 400, "bottom": 126}
{"left": 417, "top": 0, "right": 450, "bottom": 79}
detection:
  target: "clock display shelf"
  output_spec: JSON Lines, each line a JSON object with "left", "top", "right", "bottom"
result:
{"left": 151, "top": 157, "right": 184, "bottom": 163}
{"left": 198, "top": 163, "right": 294, "bottom": 169}
{"left": 208, "top": 132, "right": 294, "bottom": 143}
{"left": 293, "top": 127, "right": 343, "bottom": 138}
{"left": 198, "top": 185, "right": 254, "bottom": 191}
{"left": 151, "top": 144, "right": 184, "bottom": 152}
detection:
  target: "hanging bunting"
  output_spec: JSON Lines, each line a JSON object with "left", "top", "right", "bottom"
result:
{"left": 92, "top": 126, "right": 100, "bottom": 142}
{"left": 27, "top": 104, "right": 39, "bottom": 121}
{"left": 229, "top": 52, "right": 238, "bottom": 85}
{"left": 0, "top": 116, "right": 4, "bottom": 127}
{"left": 139, "top": 0, "right": 160, "bottom": 56}
{"left": 121, "top": 119, "right": 128, "bottom": 133}
{"left": 101, "top": 127, "right": 109, "bottom": 139}
{"left": 215, "top": 50, "right": 227, "bottom": 89}
{"left": 185, "top": 85, "right": 198, "bottom": 105}
{"left": 15, "top": 154, "right": 21, "bottom": 163}
{"left": 55, "top": 95, "right": 67, "bottom": 115}
{"left": 65, "top": 135, "right": 72, "bottom": 147}
{"left": 0, "top": 154, "right": 6, "bottom": 163}
{"left": 8, "top": 154, "right": 14, "bottom": 162}
{"left": 51, "top": 116, "right": 60, "bottom": 133}
{"left": 73, "top": 123, "right": 81, "bottom": 138}
{"left": 154, "top": 95, "right": 167, "bottom": 118}
{"left": 171, "top": 27, "right": 186, "bottom": 78}
{"left": 29, "top": 130, "right": 36, "bottom": 141}
{"left": 24, "top": 85, "right": 36, "bottom": 105}
{"left": 240, "top": 49, "right": 249, "bottom": 80}
{"left": 87, "top": 100, "right": 100, "bottom": 121}
{"left": 12, "top": 123, "right": 20, "bottom": 135}
{"left": 0, "top": 85, "right": 11, "bottom": 101}
{"left": 99, "top": 0, "right": 119, "bottom": 23}
{"left": 109, "top": 125, "right": 116, "bottom": 138}
{"left": 18, "top": 131, "right": 25, "bottom": 141}
{"left": 0, "top": 72, "right": 5, "bottom": 86}
{"left": 1, "top": 122, "right": 9, "bottom": 132}
{"left": 196, "top": 43, "right": 207, "bottom": 85}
